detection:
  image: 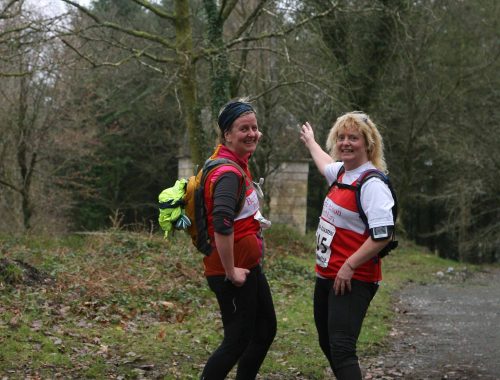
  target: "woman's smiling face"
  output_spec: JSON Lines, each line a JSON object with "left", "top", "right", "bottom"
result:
{"left": 335, "top": 127, "right": 369, "bottom": 170}
{"left": 224, "top": 112, "right": 259, "bottom": 158}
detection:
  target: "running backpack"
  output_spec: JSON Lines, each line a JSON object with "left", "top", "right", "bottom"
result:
{"left": 158, "top": 158, "right": 247, "bottom": 256}
{"left": 332, "top": 166, "right": 398, "bottom": 258}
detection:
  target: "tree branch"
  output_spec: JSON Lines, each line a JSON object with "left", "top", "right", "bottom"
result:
{"left": 220, "top": 0, "right": 238, "bottom": 21}
{"left": 60, "top": 32, "right": 176, "bottom": 67}
{"left": 233, "top": 0, "right": 268, "bottom": 40}
{"left": 0, "top": 178, "right": 22, "bottom": 193}
{"left": 250, "top": 80, "right": 337, "bottom": 103}
{"left": 60, "top": 0, "right": 176, "bottom": 50}
{"left": 61, "top": 38, "right": 171, "bottom": 70}
{"left": 60, "top": 0, "right": 100, "bottom": 22}
{"left": 0, "top": 0, "right": 21, "bottom": 19}
{"left": 226, "top": 6, "right": 337, "bottom": 48}
{"left": 0, "top": 70, "right": 31, "bottom": 77}
{"left": 131, "top": 0, "right": 175, "bottom": 21}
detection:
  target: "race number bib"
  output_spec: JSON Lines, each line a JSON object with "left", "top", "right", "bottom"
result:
{"left": 316, "top": 218, "right": 336, "bottom": 268}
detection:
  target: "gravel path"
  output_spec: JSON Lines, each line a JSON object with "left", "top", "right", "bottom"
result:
{"left": 364, "top": 268, "right": 500, "bottom": 380}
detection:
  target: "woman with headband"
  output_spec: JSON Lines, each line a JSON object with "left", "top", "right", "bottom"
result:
{"left": 200, "top": 98, "right": 276, "bottom": 380}
{"left": 299, "top": 112, "right": 396, "bottom": 380}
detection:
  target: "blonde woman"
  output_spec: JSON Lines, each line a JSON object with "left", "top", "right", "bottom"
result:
{"left": 299, "top": 112, "right": 395, "bottom": 380}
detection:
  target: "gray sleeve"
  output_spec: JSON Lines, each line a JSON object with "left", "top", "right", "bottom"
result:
{"left": 212, "top": 172, "right": 240, "bottom": 235}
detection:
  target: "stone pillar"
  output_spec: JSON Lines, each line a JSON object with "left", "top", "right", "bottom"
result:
{"left": 268, "top": 161, "right": 309, "bottom": 235}
{"left": 178, "top": 156, "right": 194, "bottom": 179}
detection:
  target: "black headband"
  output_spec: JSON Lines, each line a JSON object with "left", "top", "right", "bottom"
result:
{"left": 218, "top": 102, "right": 254, "bottom": 134}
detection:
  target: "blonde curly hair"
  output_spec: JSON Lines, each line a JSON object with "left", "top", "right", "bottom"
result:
{"left": 325, "top": 111, "right": 387, "bottom": 173}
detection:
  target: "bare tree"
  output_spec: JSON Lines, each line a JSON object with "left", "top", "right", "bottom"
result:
{"left": 58, "top": 0, "right": 338, "bottom": 167}
{"left": 0, "top": 0, "right": 69, "bottom": 232}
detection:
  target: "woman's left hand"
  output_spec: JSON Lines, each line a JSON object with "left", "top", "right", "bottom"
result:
{"left": 334, "top": 261, "right": 354, "bottom": 295}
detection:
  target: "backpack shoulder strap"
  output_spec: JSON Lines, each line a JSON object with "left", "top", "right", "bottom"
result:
{"left": 356, "top": 169, "right": 399, "bottom": 258}
{"left": 201, "top": 158, "right": 248, "bottom": 212}
{"left": 202, "top": 158, "right": 246, "bottom": 178}
{"left": 351, "top": 170, "right": 398, "bottom": 259}
{"left": 337, "top": 165, "right": 345, "bottom": 180}
{"left": 355, "top": 169, "right": 398, "bottom": 227}
{"left": 329, "top": 165, "right": 357, "bottom": 191}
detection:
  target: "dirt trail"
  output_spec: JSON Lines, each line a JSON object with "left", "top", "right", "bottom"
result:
{"left": 364, "top": 268, "right": 500, "bottom": 380}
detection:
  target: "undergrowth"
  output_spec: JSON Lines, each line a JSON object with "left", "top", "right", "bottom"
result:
{"left": 0, "top": 227, "right": 468, "bottom": 379}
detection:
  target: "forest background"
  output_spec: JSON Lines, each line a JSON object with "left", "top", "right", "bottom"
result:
{"left": 0, "top": 0, "right": 498, "bottom": 263}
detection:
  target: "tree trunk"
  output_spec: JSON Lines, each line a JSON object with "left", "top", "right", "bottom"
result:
{"left": 203, "top": 0, "right": 231, "bottom": 120}
{"left": 16, "top": 73, "right": 33, "bottom": 231}
{"left": 174, "top": 0, "right": 206, "bottom": 167}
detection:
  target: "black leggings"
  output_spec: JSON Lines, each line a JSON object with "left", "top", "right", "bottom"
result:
{"left": 314, "top": 277, "right": 378, "bottom": 380}
{"left": 201, "top": 266, "right": 277, "bottom": 380}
